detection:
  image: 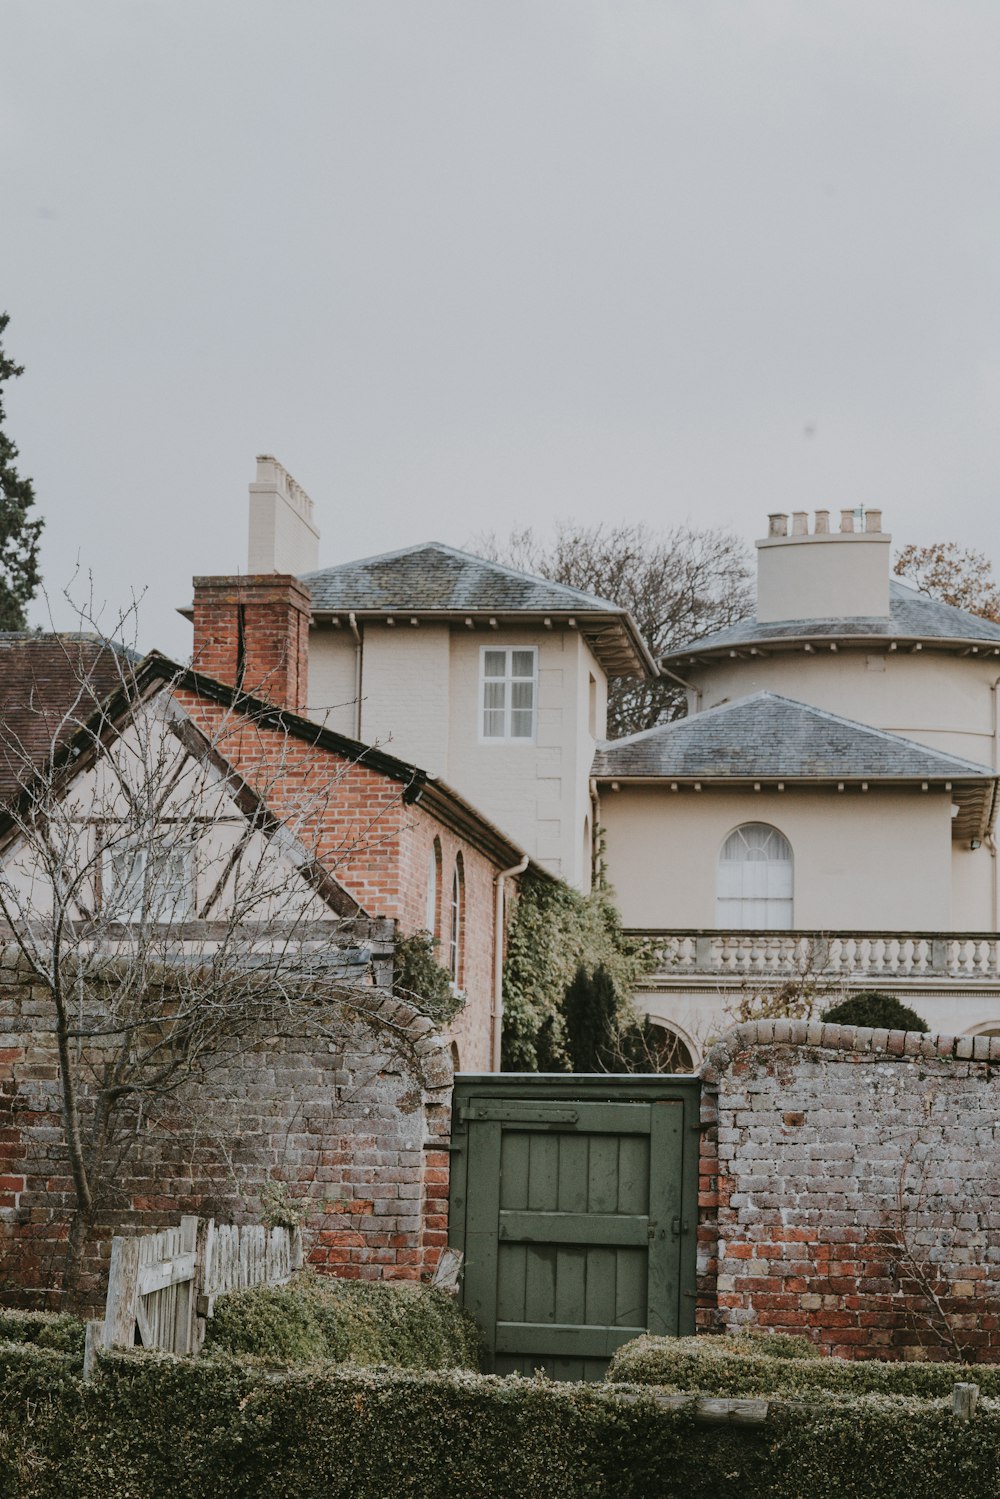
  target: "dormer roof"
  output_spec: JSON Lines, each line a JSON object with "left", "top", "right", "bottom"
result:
{"left": 300, "top": 542, "right": 656, "bottom": 677}
{"left": 664, "top": 580, "right": 1000, "bottom": 665}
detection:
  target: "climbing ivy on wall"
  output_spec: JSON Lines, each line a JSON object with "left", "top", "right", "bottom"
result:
{"left": 501, "top": 871, "right": 652, "bottom": 1071}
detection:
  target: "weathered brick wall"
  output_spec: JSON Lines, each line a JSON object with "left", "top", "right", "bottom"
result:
{"left": 0, "top": 942, "right": 451, "bottom": 1310}
{"left": 698, "top": 1020, "right": 1000, "bottom": 1361}
{"left": 397, "top": 816, "right": 497, "bottom": 1073}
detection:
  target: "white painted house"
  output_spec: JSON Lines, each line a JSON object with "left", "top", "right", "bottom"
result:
{"left": 204, "top": 462, "right": 1000, "bottom": 1066}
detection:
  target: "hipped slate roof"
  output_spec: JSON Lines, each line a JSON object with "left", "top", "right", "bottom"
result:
{"left": 665, "top": 580, "right": 1000, "bottom": 662}
{"left": 300, "top": 542, "right": 656, "bottom": 677}
{"left": 592, "top": 691, "right": 998, "bottom": 840}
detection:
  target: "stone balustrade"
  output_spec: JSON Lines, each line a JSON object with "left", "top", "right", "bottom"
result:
{"left": 630, "top": 930, "right": 1000, "bottom": 982}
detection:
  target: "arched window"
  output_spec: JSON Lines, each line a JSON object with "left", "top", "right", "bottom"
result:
{"left": 425, "top": 838, "right": 442, "bottom": 937}
{"left": 717, "top": 823, "right": 793, "bottom": 929}
{"left": 448, "top": 853, "right": 465, "bottom": 986}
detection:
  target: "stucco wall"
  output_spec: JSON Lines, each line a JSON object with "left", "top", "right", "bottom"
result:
{"left": 698, "top": 1022, "right": 1000, "bottom": 1360}
{"left": 306, "top": 623, "right": 603, "bottom": 891}
{"left": 600, "top": 783, "right": 954, "bottom": 930}
{"left": 306, "top": 626, "right": 358, "bottom": 737}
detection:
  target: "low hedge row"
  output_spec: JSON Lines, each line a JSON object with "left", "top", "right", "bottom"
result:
{"left": 608, "top": 1334, "right": 1000, "bottom": 1398}
{"left": 203, "top": 1274, "right": 482, "bottom": 1369}
{"left": 3, "top": 1344, "right": 1000, "bottom": 1498}
{"left": 0, "top": 1309, "right": 84, "bottom": 1358}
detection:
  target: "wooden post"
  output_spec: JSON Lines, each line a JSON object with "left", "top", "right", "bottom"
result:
{"left": 953, "top": 1382, "right": 980, "bottom": 1421}
{"left": 83, "top": 1319, "right": 105, "bottom": 1381}
{"left": 291, "top": 1225, "right": 304, "bottom": 1272}
{"left": 192, "top": 1215, "right": 212, "bottom": 1354}
{"left": 104, "top": 1236, "right": 142, "bottom": 1350}
{"left": 173, "top": 1215, "right": 200, "bottom": 1356}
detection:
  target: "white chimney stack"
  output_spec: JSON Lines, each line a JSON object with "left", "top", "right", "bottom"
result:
{"left": 756, "top": 508, "right": 891, "bottom": 623}
{"left": 248, "top": 455, "right": 320, "bottom": 576}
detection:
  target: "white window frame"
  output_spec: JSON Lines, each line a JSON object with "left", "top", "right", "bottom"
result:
{"left": 103, "top": 835, "right": 196, "bottom": 922}
{"left": 479, "top": 645, "right": 538, "bottom": 743}
{"left": 716, "top": 823, "right": 794, "bottom": 931}
{"left": 448, "top": 861, "right": 463, "bottom": 986}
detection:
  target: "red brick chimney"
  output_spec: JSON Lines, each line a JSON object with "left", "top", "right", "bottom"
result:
{"left": 191, "top": 575, "right": 311, "bottom": 714}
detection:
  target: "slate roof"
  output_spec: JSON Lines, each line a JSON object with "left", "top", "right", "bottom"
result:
{"left": 592, "top": 692, "right": 998, "bottom": 784}
{"left": 0, "top": 634, "right": 136, "bottom": 804}
{"left": 299, "top": 542, "right": 656, "bottom": 676}
{"left": 664, "top": 580, "right": 1000, "bottom": 663}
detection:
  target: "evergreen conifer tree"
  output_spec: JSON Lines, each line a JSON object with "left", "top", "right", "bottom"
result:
{"left": 0, "top": 313, "right": 43, "bottom": 629}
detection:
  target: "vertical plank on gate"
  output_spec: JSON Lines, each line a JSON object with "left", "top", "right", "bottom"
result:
{"left": 173, "top": 1215, "right": 200, "bottom": 1356}
{"left": 291, "top": 1226, "right": 303, "bottom": 1272}
{"left": 104, "top": 1236, "right": 142, "bottom": 1349}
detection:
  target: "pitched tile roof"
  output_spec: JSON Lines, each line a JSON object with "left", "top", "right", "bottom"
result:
{"left": 591, "top": 692, "right": 998, "bottom": 783}
{"left": 0, "top": 634, "right": 135, "bottom": 803}
{"left": 665, "top": 580, "right": 1000, "bottom": 662}
{"left": 299, "top": 542, "right": 656, "bottom": 676}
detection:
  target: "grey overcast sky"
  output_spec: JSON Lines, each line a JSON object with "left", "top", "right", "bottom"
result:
{"left": 3, "top": 1, "right": 1000, "bottom": 656}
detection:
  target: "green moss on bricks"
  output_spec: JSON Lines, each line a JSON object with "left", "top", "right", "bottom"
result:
{"left": 202, "top": 1273, "right": 484, "bottom": 1370}
{"left": 607, "top": 1334, "right": 1000, "bottom": 1398}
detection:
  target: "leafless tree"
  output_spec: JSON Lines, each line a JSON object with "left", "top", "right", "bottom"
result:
{"left": 478, "top": 521, "right": 754, "bottom": 736}
{"left": 0, "top": 605, "right": 415, "bottom": 1301}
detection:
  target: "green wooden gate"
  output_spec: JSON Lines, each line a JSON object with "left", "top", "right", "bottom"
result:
{"left": 448, "top": 1074, "right": 700, "bottom": 1380}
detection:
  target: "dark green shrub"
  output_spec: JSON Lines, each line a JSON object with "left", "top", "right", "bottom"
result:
{"left": 821, "top": 991, "right": 929, "bottom": 1032}
{"left": 607, "top": 1333, "right": 1000, "bottom": 1398}
{"left": 6, "top": 1344, "right": 1000, "bottom": 1499}
{"left": 392, "top": 929, "right": 463, "bottom": 1025}
{"left": 203, "top": 1273, "right": 482, "bottom": 1370}
{"left": 0, "top": 1309, "right": 85, "bottom": 1358}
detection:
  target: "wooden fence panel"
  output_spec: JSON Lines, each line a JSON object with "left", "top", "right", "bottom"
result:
{"left": 91, "top": 1217, "right": 302, "bottom": 1375}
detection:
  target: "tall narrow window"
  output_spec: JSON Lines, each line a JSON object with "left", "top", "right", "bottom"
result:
{"left": 717, "top": 824, "right": 793, "bottom": 930}
{"left": 425, "top": 838, "right": 442, "bottom": 936}
{"left": 449, "top": 853, "right": 465, "bottom": 985}
{"left": 481, "top": 647, "right": 537, "bottom": 741}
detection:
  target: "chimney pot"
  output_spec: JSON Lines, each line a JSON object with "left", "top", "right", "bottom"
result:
{"left": 768, "top": 513, "right": 789, "bottom": 538}
{"left": 865, "top": 508, "right": 883, "bottom": 533}
{"left": 792, "top": 511, "right": 809, "bottom": 536}
{"left": 814, "top": 509, "right": 830, "bottom": 534}
{"left": 840, "top": 509, "right": 855, "bottom": 534}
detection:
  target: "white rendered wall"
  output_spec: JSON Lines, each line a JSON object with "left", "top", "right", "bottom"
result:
{"left": 307, "top": 627, "right": 360, "bottom": 737}
{"left": 359, "top": 625, "right": 451, "bottom": 774}
{"left": 756, "top": 531, "right": 891, "bottom": 622}
{"left": 599, "top": 784, "right": 953, "bottom": 932}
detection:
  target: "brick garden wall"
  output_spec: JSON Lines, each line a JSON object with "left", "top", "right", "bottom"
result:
{"left": 697, "top": 1020, "right": 1000, "bottom": 1361}
{"left": 0, "top": 939, "right": 452, "bottom": 1312}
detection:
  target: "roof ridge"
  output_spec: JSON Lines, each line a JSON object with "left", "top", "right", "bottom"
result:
{"left": 300, "top": 539, "right": 625, "bottom": 614}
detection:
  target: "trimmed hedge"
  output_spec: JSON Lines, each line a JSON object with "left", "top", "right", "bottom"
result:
{"left": 608, "top": 1333, "right": 1000, "bottom": 1398}
{"left": 4, "top": 1345, "right": 1000, "bottom": 1498}
{"left": 0, "top": 1309, "right": 84, "bottom": 1359}
{"left": 203, "top": 1274, "right": 483, "bottom": 1370}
